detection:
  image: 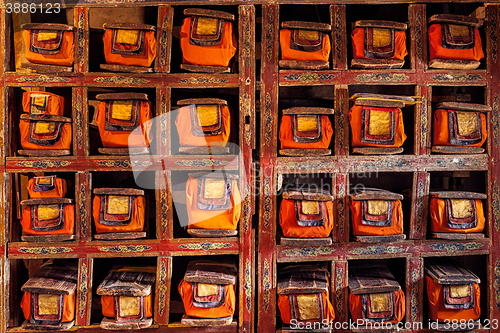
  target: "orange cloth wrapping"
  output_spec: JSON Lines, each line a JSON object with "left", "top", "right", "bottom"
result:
{"left": 101, "top": 295, "right": 153, "bottom": 318}
{"left": 21, "top": 291, "right": 75, "bottom": 323}
{"left": 175, "top": 105, "right": 231, "bottom": 147}
{"left": 279, "top": 115, "right": 333, "bottom": 150}
{"left": 178, "top": 280, "right": 235, "bottom": 318}
{"left": 279, "top": 199, "right": 334, "bottom": 238}
{"left": 349, "top": 289, "right": 405, "bottom": 324}
{"left": 429, "top": 198, "right": 485, "bottom": 233}
{"left": 27, "top": 177, "right": 68, "bottom": 199}
{"left": 279, "top": 29, "right": 331, "bottom": 62}
{"left": 19, "top": 120, "right": 72, "bottom": 151}
{"left": 428, "top": 24, "right": 484, "bottom": 61}
{"left": 20, "top": 204, "right": 74, "bottom": 236}
{"left": 92, "top": 195, "right": 146, "bottom": 234}
{"left": 349, "top": 105, "right": 406, "bottom": 148}
{"left": 278, "top": 292, "right": 335, "bottom": 325}
{"left": 103, "top": 29, "right": 156, "bottom": 67}
{"left": 185, "top": 177, "right": 241, "bottom": 230}
{"left": 426, "top": 276, "right": 481, "bottom": 322}
{"left": 350, "top": 200, "right": 404, "bottom": 236}
{"left": 22, "top": 92, "right": 64, "bottom": 116}
{"left": 351, "top": 28, "right": 408, "bottom": 60}
{"left": 96, "top": 100, "right": 152, "bottom": 148}
{"left": 432, "top": 109, "right": 487, "bottom": 147}
{"left": 23, "top": 30, "right": 74, "bottom": 66}
{"left": 180, "top": 17, "right": 237, "bottom": 67}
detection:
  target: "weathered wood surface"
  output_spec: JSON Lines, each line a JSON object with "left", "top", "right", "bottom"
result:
{"left": 22, "top": 23, "right": 74, "bottom": 31}
{"left": 177, "top": 98, "right": 228, "bottom": 106}
{"left": 279, "top": 149, "right": 331, "bottom": 156}
{"left": 436, "top": 102, "right": 492, "bottom": 112}
{"left": 351, "top": 59, "right": 405, "bottom": 69}
{"left": 352, "top": 147, "right": 404, "bottom": 155}
{"left": 280, "top": 237, "right": 332, "bottom": 246}
{"left": 188, "top": 172, "right": 238, "bottom": 179}
{"left": 431, "top": 146, "right": 485, "bottom": 154}
{"left": 184, "top": 260, "right": 237, "bottom": 285}
{"left": 181, "top": 315, "right": 233, "bottom": 327}
{"left": 429, "top": 191, "right": 487, "bottom": 199}
{"left": 94, "top": 188, "right": 144, "bottom": 196}
{"left": 22, "top": 234, "right": 75, "bottom": 242}
{"left": 428, "top": 14, "right": 483, "bottom": 28}
{"left": 283, "top": 188, "right": 334, "bottom": 201}
{"left": 21, "top": 261, "right": 78, "bottom": 295}
{"left": 354, "top": 20, "right": 407, "bottom": 30}
{"left": 278, "top": 265, "right": 329, "bottom": 295}
{"left": 348, "top": 264, "right": 400, "bottom": 295}
{"left": 20, "top": 114, "right": 71, "bottom": 122}
{"left": 18, "top": 149, "right": 72, "bottom": 157}
{"left": 282, "top": 107, "right": 334, "bottom": 115}
{"left": 425, "top": 258, "right": 480, "bottom": 285}
{"left": 279, "top": 60, "right": 329, "bottom": 70}
{"left": 351, "top": 189, "right": 404, "bottom": 201}
{"left": 178, "top": 146, "right": 231, "bottom": 154}
{"left": 101, "top": 317, "right": 153, "bottom": 330}
{"left": 187, "top": 229, "right": 238, "bottom": 237}
{"left": 93, "top": 231, "right": 147, "bottom": 240}
{"left": 98, "top": 147, "right": 151, "bottom": 155}
{"left": 21, "top": 198, "right": 73, "bottom": 205}
{"left": 184, "top": 8, "right": 235, "bottom": 21}
{"left": 97, "top": 266, "right": 156, "bottom": 296}
{"left": 353, "top": 99, "right": 406, "bottom": 108}
{"left": 431, "top": 232, "right": 485, "bottom": 240}
{"left": 281, "top": 21, "right": 331, "bottom": 32}
{"left": 181, "top": 64, "right": 231, "bottom": 73}
{"left": 22, "top": 320, "right": 74, "bottom": 331}
{"left": 100, "top": 64, "right": 154, "bottom": 73}
{"left": 96, "top": 93, "right": 149, "bottom": 101}
{"left": 20, "top": 62, "right": 73, "bottom": 73}
{"left": 354, "top": 234, "right": 406, "bottom": 243}
{"left": 429, "top": 59, "right": 481, "bottom": 70}
{"left": 103, "top": 23, "right": 156, "bottom": 30}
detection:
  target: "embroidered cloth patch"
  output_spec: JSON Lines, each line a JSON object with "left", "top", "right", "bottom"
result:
{"left": 361, "top": 200, "right": 393, "bottom": 227}
{"left": 105, "top": 100, "right": 140, "bottom": 132}
{"left": 290, "top": 29, "right": 323, "bottom": 52}
{"left": 28, "top": 121, "right": 63, "bottom": 146}
{"left": 445, "top": 198, "right": 478, "bottom": 229}
{"left": 31, "top": 293, "right": 63, "bottom": 324}
{"left": 442, "top": 24, "right": 475, "bottom": 50}
{"left": 100, "top": 195, "right": 133, "bottom": 226}
{"left": 363, "top": 292, "right": 395, "bottom": 321}
{"left": 111, "top": 29, "right": 145, "bottom": 55}
{"left": 295, "top": 200, "right": 325, "bottom": 227}
{"left": 34, "top": 176, "right": 56, "bottom": 192}
{"left": 361, "top": 107, "right": 396, "bottom": 145}
{"left": 448, "top": 111, "right": 482, "bottom": 145}
{"left": 292, "top": 115, "right": 322, "bottom": 143}
{"left": 364, "top": 27, "right": 395, "bottom": 59}
{"left": 289, "top": 293, "right": 324, "bottom": 322}
{"left": 192, "top": 283, "right": 225, "bottom": 308}
{"left": 190, "top": 104, "right": 223, "bottom": 137}
{"left": 197, "top": 177, "right": 232, "bottom": 211}
{"left": 29, "top": 94, "right": 50, "bottom": 116}
{"left": 190, "top": 16, "right": 224, "bottom": 47}
{"left": 444, "top": 284, "right": 475, "bottom": 309}
{"left": 119, "top": 296, "right": 140, "bottom": 317}
{"left": 30, "top": 30, "right": 63, "bottom": 55}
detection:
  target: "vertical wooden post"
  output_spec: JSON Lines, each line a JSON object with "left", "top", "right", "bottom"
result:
{"left": 156, "top": 87, "right": 170, "bottom": 157}
{"left": 73, "top": 7, "right": 89, "bottom": 73}
{"left": 334, "top": 173, "right": 349, "bottom": 243}
{"left": 410, "top": 171, "right": 429, "bottom": 240}
{"left": 156, "top": 170, "right": 172, "bottom": 240}
{"left": 76, "top": 258, "right": 93, "bottom": 326}
{"left": 239, "top": 5, "right": 256, "bottom": 333}
{"left": 414, "top": 85, "right": 431, "bottom": 155}
{"left": 409, "top": 4, "right": 426, "bottom": 70}
{"left": 330, "top": 5, "right": 347, "bottom": 70}
{"left": 73, "top": 87, "right": 88, "bottom": 157}
{"left": 334, "top": 86, "right": 349, "bottom": 157}
{"left": 155, "top": 256, "right": 171, "bottom": 325}
{"left": 258, "top": 4, "right": 279, "bottom": 333}
{"left": 486, "top": 4, "right": 500, "bottom": 325}
{"left": 156, "top": 6, "right": 174, "bottom": 73}
{"left": 406, "top": 257, "right": 424, "bottom": 329}
{"left": 75, "top": 172, "right": 92, "bottom": 242}
{"left": 332, "top": 260, "right": 348, "bottom": 324}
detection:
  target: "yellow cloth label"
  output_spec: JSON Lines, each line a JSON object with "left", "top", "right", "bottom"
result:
{"left": 197, "top": 283, "right": 218, "bottom": 296}
{"left": 204, "top": 178, "right": 225, "bottom": 199}
{"left": 34, "top": 122, "right": 55, "bottom": 134}
{"left": 369, "top": 293, "right": 391, "bottom": 313}
{"left": 367, "top": 200, "right": 389, "bottom": 215}
{"left": 196, "top": 17, "right": 218, "bottom": 35}
{"left": 448, "top": 24, "right": 470, "bottom": 38}
{"left": 296, "top": 294, "right": 320, "bottom": 320}
{"left": 296, "top": 115, "right": 318, "bottom": 132}
{"left": 456, "top": 112, "right": 479, "bottom": 135}
{"left": 107, "top": 195, "right": 129, "bottom": 215}
{"left": 38, "top": 294, "right": 59, "bottom": 315}
{"left": 111, "top": 101, "right": 133, "bottom": 121}
{"left": 372, "top": 28, "right": 391, "bottom": 48}
{"left": 369, "top": 110, "right": 391, "bottom": 136}
{"left": 297, "top": 29, "right": 319, "bottom": 41}
{"left": 450, "top": 284, "right": 471, "bottom": 298}
{"left": 36, "top": 30, "right": 58, "bottom": 41}
{"left": 450, "top": 199, "right": 473, "bottom": 218}
{"left": 36, "top": 176, "right": 52, "bottom": 185}
{"left": 119, "top": 296, "right": 140, "bottom": 317}
{"left": 37, "top": 204, "right": 59, "bottom": 220}
{"left": 302, "top": 200, "right": 320, "bottom": 215}
{"left": 115, "top": 29, "right": 139, "bottom": 45}
{"left": 197, "top": 105, "right": 219, "bottom": 127}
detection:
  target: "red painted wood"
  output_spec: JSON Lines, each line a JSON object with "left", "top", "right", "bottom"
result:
{"left": 332, "top": 260, "right": 348, "bottom": 324}
{"left": 156, "top": 256, "right": 171, "bottom": 325}
{"left": 406, "top": 257, "right": 423, "bottom": 328}
{"left": 73, "top": 7, "right": 88, "bottom": 74}
{"left": 330, "top": 5, "right": 347, "bottom": 70}
{"left": 156, "top": 6, "right": 173, "bottom": 73}
{"left": 73, "top": 87, "right": 88, "bottom": 157}
{"left": 334, "top": 87, "right": 349, "bottom": 156}
{"left": 334, "top": 173, "right": 349, "bottom": 243}
{"left": 415, "top": 85, "right": 431, "bottom": 155}
{"left": 409, "top": 4, "right": 426, "bottom": 70}
{"left": 410, "top": 171, "right": 429, "bottom": 240}
{"left": 76, "top": 258, "right": 93, "bottom": 326}
{"left": 75, "top": 172, "right": 92, "bottom": 241}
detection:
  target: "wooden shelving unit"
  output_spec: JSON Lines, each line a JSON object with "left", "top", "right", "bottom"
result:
{"left": 258, "top": 2, "right": 500, "bottom": 332}
{"left": 1, "top": 3, "right": 255, "bottom": 332}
